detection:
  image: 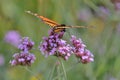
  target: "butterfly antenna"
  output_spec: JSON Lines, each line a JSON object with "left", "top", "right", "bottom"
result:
{"left": 56, "top": 25, "right": 95, "bottom": 29}
{"left": 25, "top": 11, "right": 40, "bottom": 18}
{"left": 70, "top": 25, "right": 95, "bottom": 29}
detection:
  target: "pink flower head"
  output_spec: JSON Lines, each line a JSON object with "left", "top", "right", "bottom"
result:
{"left": 18, "top": 37, "right": 34, "bottom": 52}
{"left": 39, "top": 29, "right": 72, "bottom": 60}
{"left": 80, "top": 49, "right": 94, "bottom": 64}
{"left": 58, "top": 44, "right": 72, "bottom": 60}
{"left": 70, "top": 35, "right": 94, "bottom": 63}
{"left": 10, "top": 52, "right": 36, "bottom": 66}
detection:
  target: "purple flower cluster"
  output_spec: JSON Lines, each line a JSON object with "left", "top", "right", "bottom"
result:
{"left": 40, "top": 29, "right": 94, "bottom": 63}
{"left": 39, "top": 30, "right": 72, "bottom": 60}
{"left": 70, "top": 35, "right": 94, "bottom": 64}
{"left": 57, "top": 42, "right": 72, "bottom": 60}
{"left": 10, "top": 52, "right": 36, "bottom": 66}
{"left": 10, "top": 37, "right": 36, "bottom": 66}
{"left": 40, "top": 33, "right": 61, "bottom": 56}
{"left": 18, "top": 37, "right": 34, "bottom": 52}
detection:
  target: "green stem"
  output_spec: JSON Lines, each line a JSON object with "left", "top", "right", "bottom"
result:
{"left": 53, "top": 62, "right": 79, "bottom": 80}
{"left": 48, "top": 63, "right": 56, "bottom": 80}
{"left": 59, "top": 58, "right": 67, "bottom": 80}
{"left": 57, "top": 62, "right": 61, "bottom": 80}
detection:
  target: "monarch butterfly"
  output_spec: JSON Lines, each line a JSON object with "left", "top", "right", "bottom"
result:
{"left": 26, "top": 11, "right": 92, "bottom": 33}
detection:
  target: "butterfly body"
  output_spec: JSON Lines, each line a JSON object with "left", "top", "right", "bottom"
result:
{"left": 53, "top": 24, "right": 66, "bottom": 32}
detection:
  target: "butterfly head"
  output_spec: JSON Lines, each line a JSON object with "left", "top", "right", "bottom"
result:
{"left": 60, "top": 24, "right": 66, "bottom": 26}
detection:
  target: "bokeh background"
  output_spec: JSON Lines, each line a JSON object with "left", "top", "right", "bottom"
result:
{"left": 0, "top": 0, "right": 120, "bottom": 80}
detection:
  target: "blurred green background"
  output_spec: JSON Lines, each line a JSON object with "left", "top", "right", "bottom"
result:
{"left": 0, "top": 0, "right": 120, "bottom": 80}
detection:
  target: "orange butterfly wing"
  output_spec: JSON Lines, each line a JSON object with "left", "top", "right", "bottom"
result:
{"left": 37, "top": 16, "right": 65, "bottom": 33}
{"left": 26, "top": 11, "right": 65, "bottom": 33}
{"left": 38, "top": 16, "right": 59, "bottom": 27}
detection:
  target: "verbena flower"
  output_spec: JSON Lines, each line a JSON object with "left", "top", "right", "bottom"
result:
{"left": 40, "top": 34, "right": 60, "bottom": 56}
{"left": 18, "top": 37, "right": 34, "bottom": 52}
{"left": 10, "top": 37, "right": 36, "bottom": 66}
{"left": 40, "top": 29, "right": 94, "bottom": 63}
{"left": 80, "top": 49, "right": 94, "bottom": 64}
{"left": 70, "top": 35, "right": 86, "bottom": 53}
{"left": 57, "top": 43, "right": 72, "bottom": 60}
{"left": 40, "top": 29, "right": 63, "bottom": 56}
{"left": 4, "top": 30, "right": 21, "bottom": 47}
{"left": 70, "top": 35, "right": 94, "bottom": 64}
{"left": 10, "top": 51, "right": 36, "bottom": 66}
{"left": 40, "top": 29, "right": 72, "bottom": 60}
